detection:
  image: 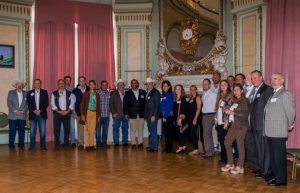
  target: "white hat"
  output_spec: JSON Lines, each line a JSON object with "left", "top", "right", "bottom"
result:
{"left": 12, "top": 80, "right": 26, "bottom": 88}
{"left": 144, "top": 77, "right": 157, "bottom": 84}
{"left": 114, "top": 79, "right": 126, "bottom": 87}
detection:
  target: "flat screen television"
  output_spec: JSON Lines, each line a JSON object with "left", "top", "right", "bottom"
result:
{"left": 0, "top": 44, "right": 15, "bottom": 68}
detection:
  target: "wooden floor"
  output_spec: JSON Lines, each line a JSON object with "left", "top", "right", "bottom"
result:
{"left": 0, "top": 143, "right": 299, "bottom": 193}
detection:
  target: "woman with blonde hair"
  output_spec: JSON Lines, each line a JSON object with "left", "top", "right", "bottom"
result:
{"left": 187, "top": 85, "right": 202, "bottom": 156}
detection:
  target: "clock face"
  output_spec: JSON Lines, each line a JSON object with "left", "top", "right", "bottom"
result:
{"left": 182, "top": 28, "right": 193, "bottom": 40}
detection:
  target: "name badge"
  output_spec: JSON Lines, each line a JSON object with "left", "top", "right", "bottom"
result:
{"left": 30, "top": 93, "right": 34, "bottom": 96}
{"left": 256, "top": 93, "right": 260, "bottom": 98}
{"left": 177, "top": 100, "right": 181, "bottom": 104}
{"left": 189, "top": 100, "right": 194, "bottom": 103}
{"left": 230, "top": 103, "right": 238, "bottom": 110}
{"left": 162, "top": 97, "right": 166, "bottom": 100}
{"left": 270, "top": 98, "right": 277, "bottom": 103}
{"left": 141, "top": 95, "right": 145, "bottom": 99}
{"left": 147, "top": 96, "right": 150, "bottom": 100}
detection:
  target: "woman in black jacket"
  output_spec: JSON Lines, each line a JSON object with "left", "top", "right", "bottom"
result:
{"left": 173, "top": 84, "right": 188, "bottom": 154}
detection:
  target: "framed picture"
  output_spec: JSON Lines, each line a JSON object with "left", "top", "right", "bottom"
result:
{"left": 0, "top": 44, "right": 15, "bottom": 68}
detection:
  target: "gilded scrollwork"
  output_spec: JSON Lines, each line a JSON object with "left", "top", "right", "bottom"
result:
{"left": 155, "top": 31, "right": 228, "bottom": 85}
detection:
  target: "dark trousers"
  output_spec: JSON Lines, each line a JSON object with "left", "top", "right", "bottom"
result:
{"left": 245, "top": 130, "right": 257, "bottom": 167}
{"left": 175, "top": 125, "right": 187, "bottom": 147}
{"left": 53, "top": 113, "right": 70, "bottom": 147}
{"left": 267, "top": 137, "right": 287, "bottom": 184}
{"left": 217, "top": 124, "right": 239, "bottom": 162}
{"left": 8, "top": 119, "right": 25, "bottom": 149}
{"left": 189, "top": 123, "right": 199, "bottom": 149}
{"left": 162, "top": 117, "right": 173, "bottom": 152}
{"left": 253, "top": 129, "right": 271, "bottom": 175}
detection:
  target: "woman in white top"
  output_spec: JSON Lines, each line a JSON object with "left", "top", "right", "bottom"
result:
{"left": 215, "top": 80, "right": 232, "bottom": 163}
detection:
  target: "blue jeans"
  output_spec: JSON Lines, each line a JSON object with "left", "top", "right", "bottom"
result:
{"left": 112, "top": 116, "right": 128, "bottom": 145}
{"left": 147, "top": 119, "right": 158, "bottom": 150}
{"left": 8, "top": 119, "right": 25, "bottom": 148}
{"left": 30, "top": 116, "right": 46, "bottom": 149}
{"left": 96, "top": 117, "right": 110, "bottom": 146}
{"left": 60, "top": 124, "right": 64, "bottom": 144}
{"left": 70, "top": 115, "right": 76, "bottom": 144}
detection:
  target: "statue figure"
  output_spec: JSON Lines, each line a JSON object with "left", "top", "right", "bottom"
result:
{"left": 156, "top": 40, "right": 169, "bottom": 76}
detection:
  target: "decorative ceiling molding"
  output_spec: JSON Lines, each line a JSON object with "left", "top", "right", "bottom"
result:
{"left": 113, "top": 3, "right": 152, "bottom": 13}
{"left": 113, "top": 3, "right": 152, "bottom": 26}
{"left": 0, "top": 1, "right": 31, "bottom": 20}
{"left": 232, "top": 0, "right": 265, "bottom": 13}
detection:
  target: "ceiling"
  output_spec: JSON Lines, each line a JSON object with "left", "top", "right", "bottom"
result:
{"left": 7, "top": 0, "right": 152, "bottom": 5}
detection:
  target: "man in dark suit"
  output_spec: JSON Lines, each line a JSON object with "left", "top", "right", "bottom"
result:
{"left": 144, "top": 78, "right": 161, "bottom": 152}
{"left": 123, "top": 79, "right": 146, "bottom": 149}
{"left": 110, "top": 79, "right": 128, "bottom": 146}
{"left": 26, "top": 79, "right": 49, "bottom": 150}
{"left": 264, "top": 73, "right": 295, "bottom": 186}
{"left": 248, "top": 70, "right": 273, "bottom": 179}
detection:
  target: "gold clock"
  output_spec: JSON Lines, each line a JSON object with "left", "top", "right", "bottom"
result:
{"left": 180, "top": 18, "right": 200, "bottom": 55}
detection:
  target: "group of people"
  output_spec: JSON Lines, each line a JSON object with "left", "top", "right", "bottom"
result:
{"left": 6, "top": 70, "right": 295, "bottom": 186}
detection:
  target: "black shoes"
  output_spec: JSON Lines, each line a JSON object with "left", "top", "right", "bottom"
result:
{"left": 267, "top": 179, "right": 287, "bottom": 186}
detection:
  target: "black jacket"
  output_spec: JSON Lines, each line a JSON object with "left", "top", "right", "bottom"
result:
{"left": 144, "top": 88, "right": 161, "bottom": 120}
{"left": 249, "top": 83, "right": 273, "bottom": 130}
{"left": 26, "top": 89, "right": 49, "bottom": 120}
{"left": 123, "top": 89, "right": 146, "bottom": 119}
{"left": 72, "top": 85, "right": 90, "bottom": 116}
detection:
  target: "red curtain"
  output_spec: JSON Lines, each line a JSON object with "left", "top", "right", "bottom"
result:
{"left": 34, "top": 22, "right": 75, "bottom": 141}
{"left": 76, "top": 2, "right": 115, "bottom": 86}
{"left": 34, "top": 0, "right": 115, "bottom": 141}
{"left": 265, "top": 0, "right": 300, "bottom": 147}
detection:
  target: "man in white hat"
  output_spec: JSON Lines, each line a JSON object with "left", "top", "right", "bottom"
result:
{"left": 110, "top": 79, "right": 128, "bottom": 146}
{"left": 7, "top": 80, "right": 28, "bottom": 151}
{"left": 144, "top": 77, "right": 161, "bottom": 152}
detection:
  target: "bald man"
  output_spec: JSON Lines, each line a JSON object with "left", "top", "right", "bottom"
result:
{"left": 264, "top": 73, "right": 295, "bottom": 186}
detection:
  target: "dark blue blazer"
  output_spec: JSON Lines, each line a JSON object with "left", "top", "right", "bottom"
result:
{"left": 26, "top": 89, "right": 49, "bottom": 120}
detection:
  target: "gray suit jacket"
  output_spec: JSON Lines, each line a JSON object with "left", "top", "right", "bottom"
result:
{"left": 264, "top": 88, "right": 295, "bottom": 138}
{"left": 7, "top": 89, "right": 28, "bottom": 120}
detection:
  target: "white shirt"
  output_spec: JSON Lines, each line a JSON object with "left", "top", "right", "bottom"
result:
{"left": 133, "top": 89, "right": 139, "bottom": 100}
{"left": 245, "top": 85, "right": 254, "bottom": 98}
{"left": 79, "top": 86, "right": 86, "bottom": 93}
{"left": 250, "top": 82, "right": 263, "bottom": 102}
{"left": 118, "top": 90, "right": 125, "bottom": 102}
{"left": 51, "top": 90, "right": 76, "bottom": 111}
{"left": 217, "top": 100, "right": 225, "bottom": 124}
{"left": 17, "top": 90, "right": 23, "bottom": 107}
{"left": 210, "top": 83, "right": 219, "bottom": 94}
{"left": 35, "top": 89, "right": 40, "bottom": 110}
{"left": 274, "top": 86, "right": 283, "bottom": 93}
{"left": 202, "top": 89, "right": 217, "bottom": 113}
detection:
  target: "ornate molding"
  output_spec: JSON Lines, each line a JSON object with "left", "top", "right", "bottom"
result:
{"left": 146, "top": 25, "right": 150, "bottom": 78}
{"left": 258, "top": 6, "right": 263, "bottom": 72}
{"left": 233, "top": 14, "right": 238, "bottom": 74}
{"left": 155, "top": 32, "right": 228, "bottom": 85}
{"left": 117, "top": 27, "right": 122, "bottom": 79}
{"left": 232, "top": 0, "right": 265, "bottom": 13}
{"left": 25, "top": 20, "right": 30, "bottom": 91}
{"left": 0, "top": 2, "right": 31, "bottom": 20}
{"left": 114, "top": 3, "right": 152, "bottom": 26}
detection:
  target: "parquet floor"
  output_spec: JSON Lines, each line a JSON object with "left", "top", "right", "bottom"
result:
{"left": 0, "top": 143, "right": 299, "bottom": 193}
